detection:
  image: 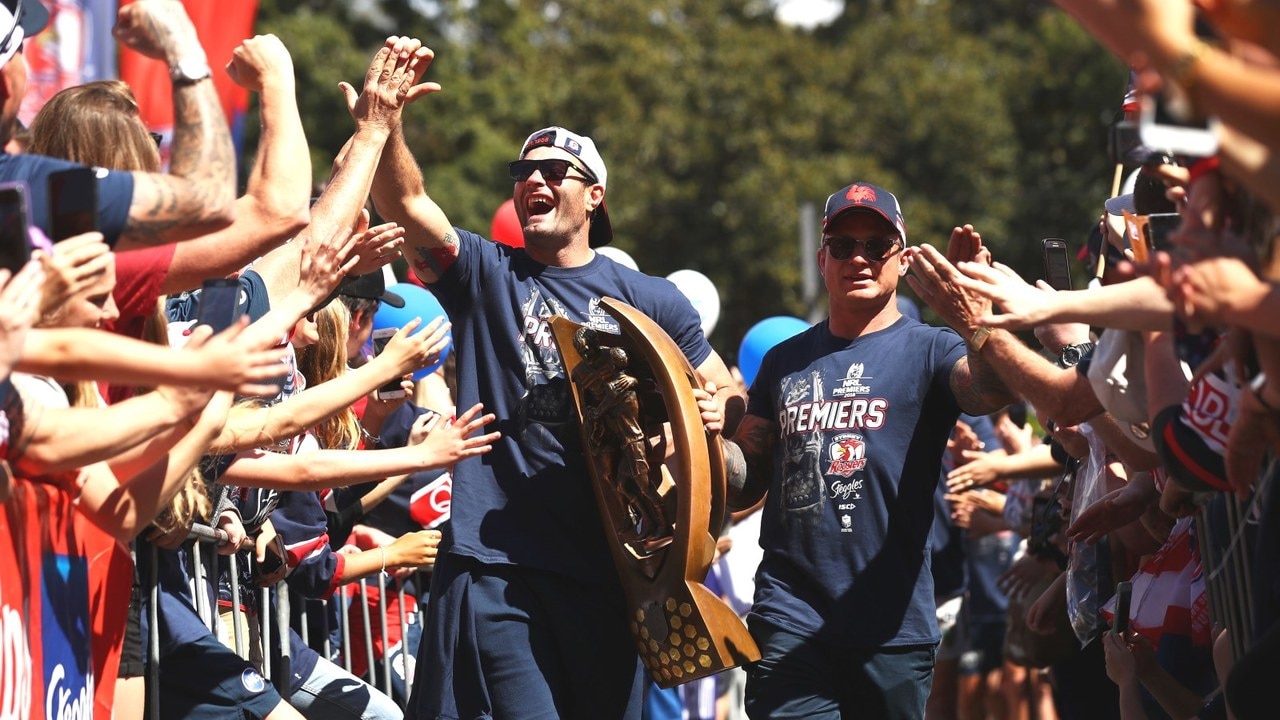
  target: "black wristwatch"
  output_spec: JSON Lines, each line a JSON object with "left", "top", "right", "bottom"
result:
{"left": 1058, "top": 342, "right": 1094, "bottom": 368}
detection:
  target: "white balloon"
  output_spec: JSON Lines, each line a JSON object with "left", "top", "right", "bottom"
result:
{"left": 666, "top": 269, "right": 721, "bottom": 337}
{"left": 596, "top": 246, "right": 639, "bottom": 271}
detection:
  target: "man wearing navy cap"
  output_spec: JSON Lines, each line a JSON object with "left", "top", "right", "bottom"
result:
{"left": 720, "top": 182, "right": 1016, "bottom": 718}
{"left": 365, "top": 37, "right": 740, "bottom": 720}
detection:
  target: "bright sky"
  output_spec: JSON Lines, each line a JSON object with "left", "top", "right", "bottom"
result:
{"left": 773, "top": 0, "right": 843, "bottom": 29}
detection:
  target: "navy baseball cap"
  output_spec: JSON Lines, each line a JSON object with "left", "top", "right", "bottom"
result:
{"left": 823, "top": 182, "right": 907, "bottom": 243}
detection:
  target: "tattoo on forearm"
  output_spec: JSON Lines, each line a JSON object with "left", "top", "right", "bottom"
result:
{"left": 724, "top": 418, "right": 776, "bottom": 510}
{"left": 411, "top": 232, "right": 459, "bottom": 279}
{"left": 951, "top": 355, "right": 1015, "bottom": 416}
{"left": 722, "top": 438, "right": 747, "bottom": 492}
{"left": 125, "top": 81, "right": 235, "bottom": 244}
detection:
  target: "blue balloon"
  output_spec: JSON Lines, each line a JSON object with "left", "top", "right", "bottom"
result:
{"left": 737, "top": 316, "right": 810, "bottom": 388}
{"left": 372, "top": 282, "right": 452, "bottom": 380}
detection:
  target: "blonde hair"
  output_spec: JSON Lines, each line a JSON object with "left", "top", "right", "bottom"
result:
{"left": 295, "top": 301, "right": 361, "bottom": 451}
{"left": 27, "top": 80, "right": 161, "bottom": 173}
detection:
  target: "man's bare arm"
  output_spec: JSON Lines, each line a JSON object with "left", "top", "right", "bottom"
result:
{"left": 723, "top": 413, "right": 777, "bottom": 512}
{"left": 114, "top": 0, "right": 236, "bottom": 249}
{"left": 949, "top": 352, "right": 1018, "bottom": 417}
{"left": 364, "top": 42, "right": 458, "bottom": 283}
{"left": 160, "top": 34, "right": 311, "bottom": 293}
{"left": 967, "top": 330, "right": 1103, "bottom": 426}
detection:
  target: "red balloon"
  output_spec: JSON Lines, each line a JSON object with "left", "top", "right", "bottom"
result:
{"left": 490, "top": 198, "right": 524, "bottom": 248}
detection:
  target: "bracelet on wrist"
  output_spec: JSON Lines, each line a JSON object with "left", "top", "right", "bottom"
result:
{"left": 1250, "top": 372, "right": 1279, "bottom": 414}
{"left": 968, "top": 327, "right": 992, "bottom": 353}
{"left": 378, "top": 545, "right": 388, "bottom": 573}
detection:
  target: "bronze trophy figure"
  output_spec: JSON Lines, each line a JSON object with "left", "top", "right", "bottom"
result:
{"left": 550, "top": 298, "right": 759, "bottom": 688}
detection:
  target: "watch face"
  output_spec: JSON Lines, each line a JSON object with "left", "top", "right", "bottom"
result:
{"left": 175, "top": 57, "right": 211, "bottom": 82}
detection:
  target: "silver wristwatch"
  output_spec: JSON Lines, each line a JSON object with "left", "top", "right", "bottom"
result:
{"left": 170, "top": 56, "right": 212, "bottom": 84}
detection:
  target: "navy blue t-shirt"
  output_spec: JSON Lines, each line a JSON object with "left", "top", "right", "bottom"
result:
{"left": 0, "top": 152, "right": 133, "bottom": 246}
{"left": 747, "top": 315, "right": 966, "bottom": 647}
{"left": 430, "top": 230, "right": 712, "bottom": 583}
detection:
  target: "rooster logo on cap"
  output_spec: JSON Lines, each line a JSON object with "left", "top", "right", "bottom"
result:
{"left": 846, "top": 185, "right": 877, "bottom": 203}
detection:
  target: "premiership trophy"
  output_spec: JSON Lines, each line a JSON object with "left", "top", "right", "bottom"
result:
{"left": 550, "top": 298, "right": 759, "bottom": 688}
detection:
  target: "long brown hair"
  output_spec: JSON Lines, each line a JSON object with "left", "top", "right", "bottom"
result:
{"left": 27, "top": 80, "right": 161, "bottom": 173}
{"left": 295, "top": 301, "right": 361, "bottom": 451}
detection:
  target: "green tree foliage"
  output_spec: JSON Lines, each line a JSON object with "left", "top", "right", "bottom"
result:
{"left": 250, "top": 0, "right": 1124, "bottom": 361}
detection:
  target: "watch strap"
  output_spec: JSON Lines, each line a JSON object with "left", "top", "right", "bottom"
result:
{"left": 1057, "top": 342, "right": 1095, "bottom": 368}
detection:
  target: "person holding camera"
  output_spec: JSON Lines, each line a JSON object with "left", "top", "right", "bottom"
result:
{"left": 718, "top": 182, "right": 1017, "bottom": 719}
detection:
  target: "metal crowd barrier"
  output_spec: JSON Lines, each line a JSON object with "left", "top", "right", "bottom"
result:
{"left": 143, "top": 523, "right": 426, "bottom": 717}
{"left": 1197, "top": 466, "right": 1268, "bottom": 665}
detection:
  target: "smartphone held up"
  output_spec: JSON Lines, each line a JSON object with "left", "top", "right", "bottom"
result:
{"left": 1112, "top": 580, "right": 1133, "bottom": 635}
{"left": 0, "top": 182, "right": 31, "bottom": 274}
{"left": 48, "top": 167, "right": 99, "bottom": 242}
{"left": 371, "top": 327, "right": 407, "bottom": 400}
{"left": 195, "top": 278, "right": 243, "bottom": 335}
{"left": 1041, "top": 238, "right": 1073, "bottom": 291}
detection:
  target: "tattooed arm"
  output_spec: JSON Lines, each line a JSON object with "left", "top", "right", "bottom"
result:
{"left": 723, "top": 413, "right": 778, "bottom": 512}
{"left": 364, "top": 41, "right": 458, "bottom": 284}
{"left": 954, "top": 328, "right": 1102, "bottom": 426}
{"left": 114, "top": 0, "right": 236, "bottom": 250}
{"left": 949, "top": 351, "right": 1019, "bottom": 418}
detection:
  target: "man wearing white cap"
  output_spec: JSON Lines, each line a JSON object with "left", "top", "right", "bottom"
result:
{"left": 365, "top": 37, "right": 740, "bottom": 720}
{"left": 0, "top": 0, "right": 236, "bottom": 250}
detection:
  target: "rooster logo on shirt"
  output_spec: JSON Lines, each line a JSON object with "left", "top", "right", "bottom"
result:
{"left": 827, "top": 433, "right": 868, "bottom": 476}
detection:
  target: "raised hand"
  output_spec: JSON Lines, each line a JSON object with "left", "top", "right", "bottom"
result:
{"left": 945, "top": 223, "right": 987, "bottom": 266}
{"left": 346, "top": 210, "right": 407, "bottom": 277}
{"left": 113, "top": 0, "right": 202, "bottom": 63}
{"left": 38, "top": 232, "right": 112, "bottom": 323}
{"left": 226, "top": 34, "right": 294, "bottom": 93}
{"left": 339, "top": 36, "right": 442, "bottom": 133}
{"left": 378, "top": 316, "right": 452, "bottom": 377}
{"left": 411, "top": 402, "right": 499, "bottom": 468}
{"left": 387, "top": 529, "right": 443, "bottom": 570}
{"left": 295, "top": 224, "right": 361, "bottom": 307}
{"left": 904, "top": 239, "right": 992, "bottom": 336}
{"left": 952, "top": 260, "right": 1060, "bottom": 331}
{"left": 181, "top": 319, "right": 290, "bottom": 396}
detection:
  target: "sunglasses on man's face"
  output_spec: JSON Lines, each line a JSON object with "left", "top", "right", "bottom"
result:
{"left": 508, "top": 158, "right": 596, "bottom": 184}
{"left": 822, "top": 235, "right": 902, "bottom": 263}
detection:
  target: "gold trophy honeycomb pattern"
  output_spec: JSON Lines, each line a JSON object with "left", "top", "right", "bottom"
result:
{"left": 632, "top": 597, "right": 716, "bottom": 683}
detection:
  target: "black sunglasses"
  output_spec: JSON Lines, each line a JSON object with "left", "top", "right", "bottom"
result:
{"left": 149, "top": 132, "right": 163, "bottom": 148}
{"left": 822, "top": 235, "right": 901, "bottom": 263}
{"left": 508, "top": 158, "right": 596, "bottom": 184}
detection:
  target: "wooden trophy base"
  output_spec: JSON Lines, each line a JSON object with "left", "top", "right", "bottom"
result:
{"left": 550, "top": 298, "right": 759, "bottom": 688}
